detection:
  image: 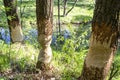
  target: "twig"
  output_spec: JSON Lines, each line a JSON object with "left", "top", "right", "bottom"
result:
{"left": 65, "top": 0, "right": 78, "bottom": 16}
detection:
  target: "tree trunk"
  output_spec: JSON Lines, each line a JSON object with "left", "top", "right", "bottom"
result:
{"left": 58, "top": 0, "right": 61, "bottom": 33}
{"left": 36, "top": 0, "right": 53, "bottom": 71}
{"left": 79, "top": 0, "right": 120, "bottom": 80}
{"left": 3, "top": 0, "right": 23, "bottom": 43}
{"left": 63, "top": 0, "right": 67, "bottom": 16}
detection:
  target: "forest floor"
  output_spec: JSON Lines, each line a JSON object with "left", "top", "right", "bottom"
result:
{"left": 0, "top": 69, "right": 59, "bottom": 80}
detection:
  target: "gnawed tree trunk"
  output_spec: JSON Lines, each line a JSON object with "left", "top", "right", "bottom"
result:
{"left": 36, "top": 0, "right": 53, "bottom": 70}
{"left": 3, "top": 0, "right": 23, "bottom": 43}
{"left": 79, "top": 0, "right": 120, "bottom": 80}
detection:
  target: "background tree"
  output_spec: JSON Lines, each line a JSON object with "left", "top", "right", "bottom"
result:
{"left": 62, "top": 0, "right": 78, "bottom": 16}
{"left": 3, "top": 0, "right": 23, "bottom": 43}
{"left": 36, "top": 0, "right": 53, "bottom": 71}
{"left": 65, "top": 0, "right": 78, "bottom": 16}
{"left": 63, "top": 0, "right": 67, "bottom": 16}
{"left": 19, "top": 0, "right": 26, "bottom": 26}
{"left": 79, "top": 0, "right": 120, "bottom": 80}
{"left": 58, "top": 0, "right": 61, "bottom": 33}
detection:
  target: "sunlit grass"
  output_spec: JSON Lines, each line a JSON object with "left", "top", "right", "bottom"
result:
{"left": 52, "top": 49, "right": 87, "bottom": 79}
{"left": 53, "top": 1, "right": 94, "bottom": 23}
{"left": 0, "top": 41, "right": 39, "bottom": 72}
{"left": 0, "top": 39, "right": 87, "bottom": 79}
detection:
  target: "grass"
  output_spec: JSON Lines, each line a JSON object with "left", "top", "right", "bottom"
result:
{"left": 111, "top": 49, "right": 120, "bottom": 80}
{"left": 0, "top": 39, "right": 86, "bottom": 79}
{"left": 1, "top": 40, "right": 120, "bottom": 80}
{"left": 53, "top": 0, "right": 94, "bottom": 23}
{"left": 52, "top": 50, "right": 86, "bottom": 79}
{"left": 0, "top": 41, "right": 38, "bottom": 71}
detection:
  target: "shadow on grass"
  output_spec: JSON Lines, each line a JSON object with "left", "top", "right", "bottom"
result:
{"left": 72, "top": 15, "right": 92, "bottom": 22}
{"left": 54, "top": 1, "right": 94, "bottom": 10}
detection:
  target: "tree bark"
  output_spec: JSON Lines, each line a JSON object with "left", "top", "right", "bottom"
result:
{"left": 79, "top": 0, "right": 120, "bottom": 80}
{"left": 3, "top": 0, "right": 23, "bottom": 43}
{"left": 58, "top": 0, "right": 61, "bottom": 33}
{"left": 63, "top": 0, "right": 67, "bottom": 16}
{"left": 36, "top": 0, "right": 53, "bottom": 70}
